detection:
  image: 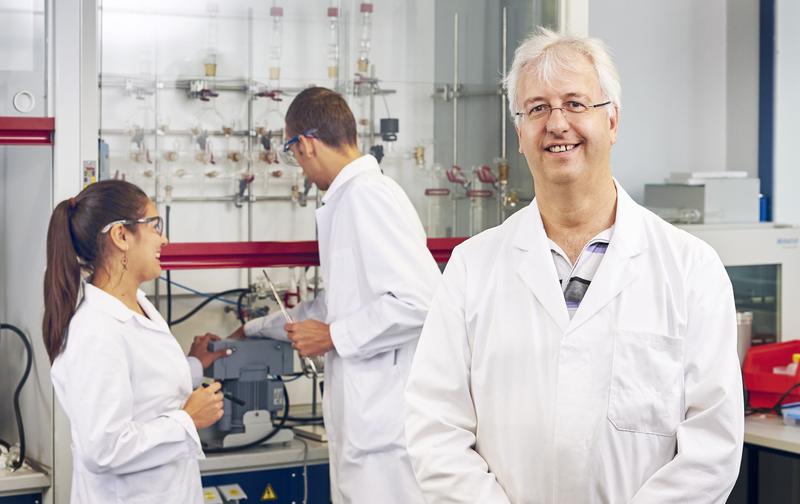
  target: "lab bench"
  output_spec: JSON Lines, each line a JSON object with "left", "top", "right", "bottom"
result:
{"left": 729, "top": 415, "right": 800, "bottom": 503}
{"left": 0, "top": 465, "right": 49, "bottom": 504}
{"left": 200, "top": 437, "right": 330, "bottom": 504}
{"left": 0, "top": 437, "right": 328, "bottom": 504}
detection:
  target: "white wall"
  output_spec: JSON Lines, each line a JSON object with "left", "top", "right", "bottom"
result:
{"left": 774, "top": 0, "right": 800, "bottom": 225}
{"left": 589, "top": 0, "right": 734, "bottom": 203}
{"left": 726, "top": 0, "right": 759, "bottom": 176}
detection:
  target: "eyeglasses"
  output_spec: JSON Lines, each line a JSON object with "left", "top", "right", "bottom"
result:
{"left": 515, "top": 100, "right": 612, "bottom": 121}
{"left": 282, "top": 128, "right": 319, "bottom": 152}
{"left": 100, "top": 216, "right": 164, "bottom": 236}
{"left": 281, "top": 128, "right": 318, "bottom": 167}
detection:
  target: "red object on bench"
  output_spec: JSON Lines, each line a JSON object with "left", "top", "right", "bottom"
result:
{"left": 743, "top": 340, "right": 800, "bottom": 408}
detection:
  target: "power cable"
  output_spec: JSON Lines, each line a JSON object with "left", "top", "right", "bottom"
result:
{"left": 165, "top": 204, "right": 173, "bottom": 324}
{"left": 170, "top": 288, "right": 249, "bottom": 326}
{"left": 0, "top": 323, "right": 32, "bottom": 471}
{"left": 202, "top": 377, "right": 290, "bottom": 454}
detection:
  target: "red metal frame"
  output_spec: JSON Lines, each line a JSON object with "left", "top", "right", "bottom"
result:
{"left": 427, "top": 237, "right": 468, "bottom": 263}
{"left": 159, "top": 237, "right": 468, "bottom": 270}
{"left": 160, "top": 241, "right": 319, "bottom": 270}
{"left": 0, "top": 116, "right": 54, "bottom": 146}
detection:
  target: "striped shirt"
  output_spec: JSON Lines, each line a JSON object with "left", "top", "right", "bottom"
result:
{"left": 549, "top": 227, "right": 614, "bottom": 319}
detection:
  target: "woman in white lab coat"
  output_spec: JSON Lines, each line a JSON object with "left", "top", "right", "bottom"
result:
{"left": 42, "top": 179, "right": 224, "bottom": 503}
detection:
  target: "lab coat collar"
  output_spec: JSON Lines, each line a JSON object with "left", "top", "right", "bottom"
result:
{"left": 83, "top": 283, "right": 170, "bottom": 332}
{"left": 321, "top": 154, "right": 380, "bottom": 205}
{"left": 512, "top": 202, "right": 572, "bottom": 332}
{"left": 136, "top": 290, "right": 171, "bottom": 332}
{"left": 512, "top": 179, "right": 648, "bottom": 333}
{"left": 566, "top": 180, "right": 647, "bottom": 332}
{"left": 606, "top": 179, "right": 647, "bottom": 259}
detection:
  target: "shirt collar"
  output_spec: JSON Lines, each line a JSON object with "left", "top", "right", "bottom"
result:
{"left": 513, "top": 178, "right": 645, "bottom": 259}
{"left": 321, "top": 154, "right": 380, "bottom": 205}
{"left": 548, "top": 225, "right": 614, "bottom": 258}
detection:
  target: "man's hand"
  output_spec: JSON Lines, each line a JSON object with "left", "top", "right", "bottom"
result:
{"left": 285, "top": 319, "right": 334, "bottom": 357}
{"left": 228, "top": 326, "right": 246, "bottom": 341}
{"left": 188, "top": 333, "right": 231, "bottom": 369}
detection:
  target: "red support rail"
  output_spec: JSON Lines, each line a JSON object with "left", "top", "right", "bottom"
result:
{"left": 160, "top": 241, "right": 319, "bottom": 270}
{"left": 428, "top": 237, "right": 468, "bottom": 263}
{"left": 0, "top": 116, "right": 55, "bottom": 146}
{"left": 159, "top": 237, "right": 467, "bottom": 270}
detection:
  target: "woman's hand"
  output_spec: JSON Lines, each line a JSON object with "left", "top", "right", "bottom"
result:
{"left": 183, "top": 381, "right": 224, "bottom": 429}
{"left": 188, "top": 333, "right": 230, "bottom": 369}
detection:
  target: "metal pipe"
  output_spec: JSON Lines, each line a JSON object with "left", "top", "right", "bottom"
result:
{"left": 312, "top": 373, "right": 319, "bottom": 417}
{"left": 153, "top": 50, "right": 162, "bottom": 311}
{"left": 356, "top": 131, "right": 382, "bottom": 139}
{"left": 247, "top": 8, "right": 255, "bottom": 288}
{"left": 453, "top": 13, "right": 462, "bottom": 234}
{"left": 154, "top": 195, "right": 294, "bottom": 203}
{"left": 452, "top": 191, "right": 459, "bottom": 237}
{"left": 100, "top": 74, "right": 311, "bottom": 95}
{"left": 433, "top": 87, "right": 500, "bottom": 100}
{"left": 312, "top": 188, "right": 322, "bottom": 398}
{"left": 313, "top": 190, "right": 321, "bottom": 297}
{"left": 154, "top": 83, "right": 161, "bottom": 218}
{"left": 333, "top": 0, "right": 342, "bottom": 91}
{"left": 499, "top": 6, "right": 509, "bottom": 225}
{"left": 45, "top": 0, "right": 54, "bottom": 118}
{"left": 100, "top": 128, "right": 260, "bottom": 138}
{"left": 339, "top": 8, "right": 350, "bottom": 95}
{"left": 369, "top": 65, "right": 376, "bottom": 152}
{"left": 453, "top": 12, "right": 459, "bottom": 167}
{"left": 501, "top": 6, "right": 508, "bottom": 161}
{"left": 246, "top": 7, "right": 255, "bottom": 287}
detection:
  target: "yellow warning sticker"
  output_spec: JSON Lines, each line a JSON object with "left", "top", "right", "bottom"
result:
{"left": 261, "top": 483, "right": 278, "bottom": 501}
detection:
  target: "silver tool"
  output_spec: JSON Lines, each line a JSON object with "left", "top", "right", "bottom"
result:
{"left": 262, "top": 270, "right": 319, "bottom": 376}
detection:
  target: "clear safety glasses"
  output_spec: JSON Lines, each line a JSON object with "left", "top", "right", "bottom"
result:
{"left": 100, "top": 215, "right": 164, "bottom": 236}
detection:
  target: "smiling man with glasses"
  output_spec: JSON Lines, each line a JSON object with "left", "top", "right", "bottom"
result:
{"left": 405, "top": 28, "right": 744, "bottom": 503}
{"left": 225, "top": 87, "right": 440, "bottom": 503}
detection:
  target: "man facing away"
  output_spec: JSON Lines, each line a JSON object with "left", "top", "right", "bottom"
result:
{"left": 404, "top": 29, "right": 744, "bottom": 503}
{"left": 229, "top": 87, "right": 440, "bottom": 503}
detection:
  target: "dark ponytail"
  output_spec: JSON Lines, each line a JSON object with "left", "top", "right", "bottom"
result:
{"left": 42, "top": 180, "right": 149, "bottom": 363}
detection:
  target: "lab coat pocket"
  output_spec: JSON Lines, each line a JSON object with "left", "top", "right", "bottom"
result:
{"left": 116, "top": 459, "right": 181, "bottom": 502}
{"left": 608, "top": 330, "right": 683, "bottom": 436}
{"left": 342, "top": 351, "right": 404, "bottom": 453}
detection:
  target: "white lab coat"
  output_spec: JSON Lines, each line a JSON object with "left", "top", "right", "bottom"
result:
{"left": 245, "top": 155, "right": 441, "bottom": 503}
{"left": 405, "top": 182, "right": 744, "bottom": 504}
{"left": 51, "top": 283, "right": 204, "bottom": 504}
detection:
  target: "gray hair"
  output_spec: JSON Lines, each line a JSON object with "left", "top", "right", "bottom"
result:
{"left": 503, "top": 27, "right": 621, "bottom": 125}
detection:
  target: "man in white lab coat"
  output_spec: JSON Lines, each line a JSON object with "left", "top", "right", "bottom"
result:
{"left": 404, "top": 28, "right": 744, "bottom": 503}
{"left": 230, "top": 87, "right": 440, "bottom": 503}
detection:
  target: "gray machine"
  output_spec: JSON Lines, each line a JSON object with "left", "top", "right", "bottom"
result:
{"left": 644, "top": 178, "right": 760, "bottom": 224}
{"left": 201, "top": 338, "right": 295, "bottom": 449}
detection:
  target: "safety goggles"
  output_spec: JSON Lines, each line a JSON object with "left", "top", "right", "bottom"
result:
{"left": 100, "top": 215, "right": 164, "bottom": 236}
{"left": 280, "top": 128, "right": 319, "bottom": 167}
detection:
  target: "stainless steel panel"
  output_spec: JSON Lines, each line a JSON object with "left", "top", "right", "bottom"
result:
{"left": 0, "top": 0, "right": 47, "bottom": 116}
{"left": 0, "top": 143, "right": 54, "bottom": 474}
